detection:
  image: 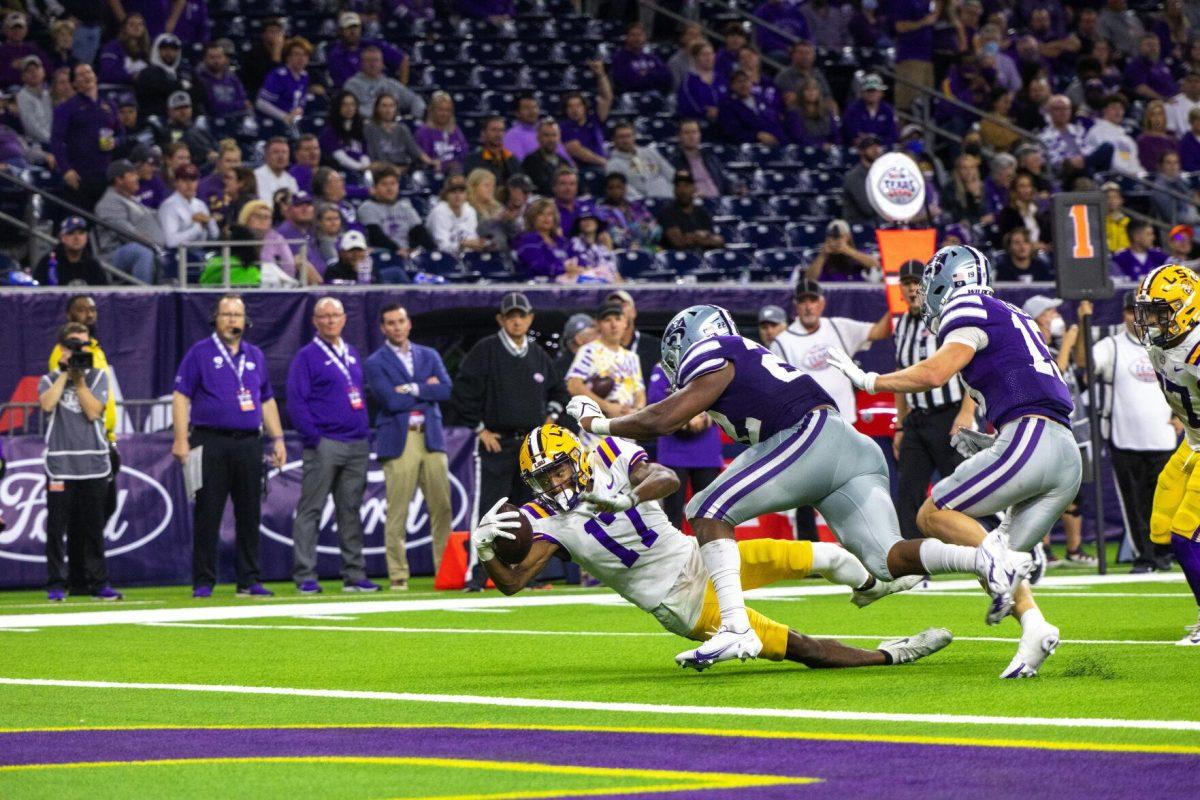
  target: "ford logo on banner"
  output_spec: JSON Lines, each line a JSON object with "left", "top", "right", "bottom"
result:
{"left": 258, "top": 457, "right": 471, "bottom": 556}
{"left": 0, "top": 458, "right": 173, "bottom": 564}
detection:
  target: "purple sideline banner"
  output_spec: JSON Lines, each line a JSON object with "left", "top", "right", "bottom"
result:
{"left": 0, "top": 428, "right": 478, "bottom": 590}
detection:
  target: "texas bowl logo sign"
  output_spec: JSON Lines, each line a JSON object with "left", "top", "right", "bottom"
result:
{"left": 866, "top": 152, "right": 926, "bottom": 223}
{"left": 0, "top": 458, "right": 173, "bottom": 564}
{"left": 259, "top": 456, "right": 470, "bottom": 557}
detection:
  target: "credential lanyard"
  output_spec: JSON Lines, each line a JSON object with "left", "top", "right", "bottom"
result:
{"left": 211, "top": 333, "right": 247, "bottom": 391}
{"left": 313, "top": 337, "right": 355, "bottom": 387}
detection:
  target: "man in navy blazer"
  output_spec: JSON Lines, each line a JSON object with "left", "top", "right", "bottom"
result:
{"left": 364, "top": 303, "right": 454, "bottom": 590}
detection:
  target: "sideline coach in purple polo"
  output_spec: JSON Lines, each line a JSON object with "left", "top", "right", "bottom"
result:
{"left": 286, "top": 297, "right": 378, "bottom": 594}
{"left": 172, "top": 293, "right": 286, "bottom": 598}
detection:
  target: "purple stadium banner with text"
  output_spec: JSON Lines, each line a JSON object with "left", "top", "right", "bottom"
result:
{"left": 0, "top": 429, "right": 478, "bottom": 589}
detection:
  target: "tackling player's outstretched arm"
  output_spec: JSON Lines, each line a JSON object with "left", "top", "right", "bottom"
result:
{"left": 575, "top": 364, "right": 734, "bottom": 438}
{"left": 482, "top": 539, "right": 561, "bottom": 596}
{"left": 828, "top": 342, "right": 974, "bottom": 394}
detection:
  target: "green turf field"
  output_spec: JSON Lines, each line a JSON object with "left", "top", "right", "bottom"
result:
{"left": 0, "top": 568, "right": 1197, "bottom": 799}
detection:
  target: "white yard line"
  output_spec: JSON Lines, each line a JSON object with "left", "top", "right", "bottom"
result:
{"left": 1, "top": 677, "right": 1198, "bottom": 733}
{"left": 0, "top": 600, "right": 167, "bottom": 611}
{"left": 0, "top": 572, "right": 1184, "bottom": 630}
{"left": 895, "top": 591, "right": 1193, "bottom": 599}
{"left": 141, "top": 621, "right": 1183, "bottom": 647}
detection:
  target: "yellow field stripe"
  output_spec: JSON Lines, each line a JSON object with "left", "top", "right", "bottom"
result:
{"left": 0, "top": 755, "right": 816, "bottom": 799}
{"left": 2, "top": 721, "right": 1198, "bottom": 757}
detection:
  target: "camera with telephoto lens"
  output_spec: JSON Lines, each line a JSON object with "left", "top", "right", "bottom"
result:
{"left": 63, "top": 339, "right": 94, "bottom": 371}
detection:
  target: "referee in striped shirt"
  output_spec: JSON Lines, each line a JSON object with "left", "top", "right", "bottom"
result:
{"left": 893, "top": 259, "right": 978, "bottom": 539}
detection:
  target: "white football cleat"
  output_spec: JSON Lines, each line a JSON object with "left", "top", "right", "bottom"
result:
{"left": 1184, "top": 610, "right": 1200, "bottom": 634}
{"left": 1000, "top": 620, "right": 1060, "bottom": 678}
{"left": 879, "top": 627, "right": 953, "bottom": 664}
{"left": 675, "top": 625, "right": 763, "bottom": 671}
{"left": 1176, "top": 618, "right": 1200, "bottom": 646}
{"left": 977, "top": 531, "right": 1029, "bottom": 625}
{"left": 852, "top": 574, "right": 924, "bottom": 608}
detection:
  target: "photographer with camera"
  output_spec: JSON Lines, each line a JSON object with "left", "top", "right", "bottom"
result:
{"left": 38, "top": 322, "right": 122, "bottom": 602}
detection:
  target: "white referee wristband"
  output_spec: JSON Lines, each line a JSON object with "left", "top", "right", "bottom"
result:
{"left": 590, "top": 418, "right": 612, "bottom": 436}
{"left": 864, "top": 372, "right": 879, "bottom": 395}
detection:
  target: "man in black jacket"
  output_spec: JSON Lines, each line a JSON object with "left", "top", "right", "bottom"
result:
{"left": 669, "top": 118, "right": 730, "bottom": 198}
{"left": 521, "top": 120, "right": 573, "bottom": 196}
{"left": 33, "top": 217, "right": 108, "bottom": 286}
{"left": 451, "top": 292, "right": 570, "bottom": 589}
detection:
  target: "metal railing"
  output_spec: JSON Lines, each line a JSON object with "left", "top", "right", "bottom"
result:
{"left": 177, "top": 239, "right": 310, "bottom": 289}
{"left": 0, "top": 399, "right": 175, "bottom": 438}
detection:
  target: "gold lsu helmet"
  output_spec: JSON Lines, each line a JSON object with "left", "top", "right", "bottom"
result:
{"left": 1135, "top": 264, "right": 1200, "bottom": 347}
{"left": 519, "top": 424, "right": 593, "bottom": 511}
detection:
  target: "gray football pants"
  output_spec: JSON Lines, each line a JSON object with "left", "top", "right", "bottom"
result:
{"left": 686, "top": 408, "right": 902, "bottom": 579}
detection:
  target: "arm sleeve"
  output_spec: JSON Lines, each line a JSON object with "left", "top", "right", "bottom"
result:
{"left": 285, "top": 355, "right": 322, "bottom": 445}
{"left": 415, "top": 351, "right": 454, "bottom": 402}
{"left": 364, "top": 357, "right": 417, "bottom": 413}
{"left": 1091, "top": 337, "right": 1116, "bottom": 381}
{"left": 835, "top": 318, "right": 875, "bottom": 352}
{"left": 49, "top": 102, "right": 71, "bottom": 173}
{"left": 942, "top": 327, "right": 989, "bottom": 352}
{"left": 449, "top": 344, "right": 488, "bottom": 427}
{"left": 427, "top": 205, "right": 455, "bottom": 252}
{"left": 676, "top": 338, "right": 730, "bottom": 388}
{"left": 174, "top": 348, "right": 198, "bottom": 397}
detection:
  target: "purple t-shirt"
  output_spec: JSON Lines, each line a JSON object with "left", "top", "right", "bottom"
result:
{"left": 936, "top": 293, "right": 1073, "bottom": 428}
{"left": 556, "top": 196, "right": 596, "bottom": 237}
{"left": 1123, "top": 57, "right": 1179, "bottom": 100}
{"left": 257, "top": 67, "right": 309, "bottom": 114}
{"left": 414, "top": 125, "right": 469, "bottom": 169}
{"left": 754, "top": 1, "right": 812, "bottom": 55}
{"left": 285, "top": 339, "right": 370, "bottom": 448}
{"left": 559, "top": 114, "right": 606, "bottom": 158}
{"left": 175, "top": 335, "right": 274, "bottom": 430}
{"left": 196, "top": 67, "right": 248, "bottom": 118}
{"left": 1112, "top": 247, "right": 1168, "bottom": 281}
{"left": 677, "top": 73, "right": 723, "bottom": 120}
{"left": 647, "top": 364, "right": 723, "bottom": 468}
{"left": 841, "top": 99, "right": 898, "bottom": 147}
{"left": 610, "top": 46, "right": 671, "bottom": 95}
{"left": 134, "top": 173, "right": 168, "bottom": 209}
{"left": 893, "top": 0, "right": 933, "bottom": 63}
{"left": 676, "top": 335, "right": 836, "bottom": 444}
{"left": 325, "top": 38, "right": 406, "bottom": 88}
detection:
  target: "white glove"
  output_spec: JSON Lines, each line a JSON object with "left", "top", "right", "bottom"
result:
{"left": 951, "top": 428, "right": 996, "bottom": 458}
{"left": 566, "top": 395, "right": 604, "bottom": 425}
{"left": 471, "top": 497, "right": 520, "bottom": 562}
{"left": 825, "top": 348, "right": 878, "bottom": 393}
{"left": 579, "top": 490, "right": 638, "bottom": 515}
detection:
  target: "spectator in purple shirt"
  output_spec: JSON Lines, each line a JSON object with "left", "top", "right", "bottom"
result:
{"left": 288, "top": 134, "right": 321, "bottom": 194}
{"left": 171, "top": 0, "right": 211, "bottom": 47}
{"left": 646, "top": 363, "right": 724, "bottom": 527}
{"left": 52, "top": 64, "right": 123, "bottom": 209}
{"left": 841, "top": 73, "right": 897, "bottom": 148}
{"left": 1124, "top": 33, "right": 1179, "bottom": 102}
{"left": 983, "top": 152, "right": 1016, "bottom": 218}
{"left": 97, "top": 13, "right": 150, "bottom": 87}
{"left": 195, "top": 42, "right": 250, "bottom": 119}
{"left": 677, "top": 42, "right": 723, "bottom": 123}
{"left": 559, "top": 61, "right": 613, "bottom": 168}
{"left": 892, "top": 0, "right": 938, "bottom": 112}
{"left": 610, "top": 22, "right": 671, "bottom": 96}
{"left": 1137, "top": 99, "right": 1179, "bottom": 175}
{"left": 1180, "top": 107, "right": 1200, "bottom": 172}
{"left": 784, "top": 78, "right": 840, "bottom": 148}
{"left": 754, "top": 0, "right": 812, "bottom": 61}
{"left": 415, "top": 91, "right": 469, "bottom": 174}
{"left": 849, "top": 0, "right": 889, "bottom": 49}
{"left": 503, "top": 94, "right": 570, "bottom": 162}
{"left": 325, "top": 11, "right": 408, "bottom": 89}
{"left": 286, "top": 296, "right": 378, "bottom": 595}
{"left": 718, "top": 69, "right": 784, "bottom": 146}
{"left": 514, "top": 198, "right": 579, "bottom": 280}
{"left": 0, "top": 12, "right": 47, "bottom": 89}
{"left": 714, "top": 22, "right": 748, "bottom": 85}
{"left": 274, "top": 191, "right": 327, "bottom": 276}
{"left": 1112, "top": 219, "right": 1169, "bottom": 280}
{"left": 256, "top": 37, "right": 312, "bottom": 126}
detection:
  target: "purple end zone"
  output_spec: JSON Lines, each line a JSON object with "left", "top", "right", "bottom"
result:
{"left": 1, "top": 727, "right": 1196, "bottom": 799}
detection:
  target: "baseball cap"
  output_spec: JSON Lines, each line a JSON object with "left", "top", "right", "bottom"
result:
{"left": 1123, "top": 290, "right": 1137, "bottom": 310}
{"left": 499, "top": 291, "right": 533, "bottom": 314}
{"left": 900, "top": 123, "right": 922, "bottom": 139}
{"left": 794, "top": 279, "right": 822, "bottom": 300}
{"left": 605, "top": 289, "right": 635, "bottom": 307}
{"left": 1170, "top": 224, "right": 1195, "bottom": 241}
{"left": 1101, "top": 180, "right": 1120, "bottom": 192}
{"left": 506, "top": 174, "right": 535, "bottom": 193}
{"left": 899, "top": 258, "right": 925, "bottom": 281}
{"left": 673, "top": 169, "right": 695, "bottom": 184}
{"left": 562, "top": 313, "right": 595, "bottom": 343}
{"left": 1021, "top": 295, "right": 1063, "bottom": 320}
{"left": 290, "top": 190, "right": 313, "bottom": 206}
{"left": 158, "top": 33, "right": 182, "bottom": 48}
{"left": 758, "top": 305, "right": 787, "bottom": 325}
{"left": 597, "top": 303, "right": 625, "bottom": 320}
{"left": 167, "top": 90, "right": 192, "bottom": 110}
{"left": 826, "top": 218, "right": 850, "bottom": 237}
{"left": 18, "top": 55, "right": 40, "bottom": 70}
{"left": 339, "top": 11, "right": 362, "bottom": 28}
{"left": 861, "top": 73, "right": 885, "bottom": 91}
{"left": 174, "top": 163, "right": 200, "bottom": 180}
{"left": 857, "top": 133, "right": 882, "bottom": 148}
{"left": 59, "top": 216, "right": 87, "bottom": 234}
{"left": 106, "top": 159, "right": 137, "bottom": 182}
{"left": 129, "top": 143, "right": 161, "bottom": 165}
{"left": 1015, "top": 143, "right": 1040, "bottom": 158}
{"left": 338, "top": 230, "right": 367, "bottom": 251}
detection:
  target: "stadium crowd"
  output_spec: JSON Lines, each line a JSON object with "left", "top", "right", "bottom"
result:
{"left": 0, "top": 0, "right": 1198, "bottom": 288}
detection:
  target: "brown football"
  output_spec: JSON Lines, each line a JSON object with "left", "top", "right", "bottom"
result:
{"left": 493, "top": 503, "right": 534, "bottom": 565}
{"left": 588, "top": 374, "right": 616, "bottom": 398}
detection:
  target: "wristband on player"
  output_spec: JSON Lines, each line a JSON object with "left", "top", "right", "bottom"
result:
{"left": 864, "top": 372, "right": 879, "bottom": 394}
{"left": 590, "top": 417, "right": 612, "bottom": 436}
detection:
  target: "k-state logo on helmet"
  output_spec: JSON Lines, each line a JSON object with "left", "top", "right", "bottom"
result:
{"left": 0, "top": 459, "right": 173, "bottom": 563}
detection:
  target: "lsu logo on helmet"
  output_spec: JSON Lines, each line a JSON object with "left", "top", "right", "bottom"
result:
{"left": 1135, "top": 264, "right": 1200, "bottom": 347}
{"left": 519, "top": 424, "right": 592, "bottom": 511}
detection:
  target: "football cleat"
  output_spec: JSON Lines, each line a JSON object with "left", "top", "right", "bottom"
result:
{"left": 675, "top": 625, "right": 763, "bottom": 672}
{"left": 1177, "top": 615, "right": 1200, "bottom": 646}
{"left": 1185, "top": 610, "right": 1200, "bottom": 634}
{"left": 977, "top": 531, "right": 1028, "bottom": 625}
{"left": 1028, "top": 542, "right": 1047, "bottom": 585}
{"left": 851, "top": 575, "right": 924, "bottom": 608}
{"left": 1000, "top": 620, "right": 1060, "bottom": 678}
{"left": 879, "top": 627, "right": 953, "bottom": 664}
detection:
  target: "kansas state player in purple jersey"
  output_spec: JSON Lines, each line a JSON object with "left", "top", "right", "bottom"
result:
{"left": 568, "top": 304, "right": 1020, "bottom": 671}
{"left": 830, "top": 245, "right": 1081, "bottom": 678}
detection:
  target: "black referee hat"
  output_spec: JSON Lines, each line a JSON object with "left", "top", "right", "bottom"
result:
{"left": 899, "top": 259, "right": 925, "bottom": 282}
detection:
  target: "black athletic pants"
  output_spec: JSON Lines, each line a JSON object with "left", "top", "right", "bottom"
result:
{"left": 45, "top": 477, "right": 110, "bottom": 593}
{"left": 191, "top": 427, "right": 264, "bottom": 590}
{"left": 664, "top": 466, "right": 722, "bottom": 529}
{"left": 896, "top": 405, "right": 964, "bottom": 540}
{"left": 1110, "top": 445, "right": 1173, "bottom": 569}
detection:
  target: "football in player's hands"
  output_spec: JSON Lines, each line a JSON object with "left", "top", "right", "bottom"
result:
{"left": 492, "top": 503, "right": 534, "bottom": 564}
{"left": 587, "top": 374, "right": 615, "bottom": 398}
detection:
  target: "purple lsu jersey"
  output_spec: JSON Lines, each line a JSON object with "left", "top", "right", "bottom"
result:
{"left": 676, "top": 335, "right": 836, "bottom": 444}
{"left": 937, "top": 293, "right": 1073, "bottom": 428}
